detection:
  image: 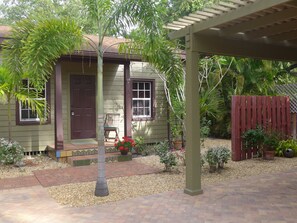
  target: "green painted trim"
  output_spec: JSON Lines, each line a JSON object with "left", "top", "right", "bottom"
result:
{"left": 184, "top": 188, "right": 203, "bottom": 196}
{"left": 118, "top": 154, "right": 132, "bottom": 162}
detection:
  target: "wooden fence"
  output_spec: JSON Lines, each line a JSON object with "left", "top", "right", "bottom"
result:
{"left": 231, "top": 96, "right": 291, "bottom": 161}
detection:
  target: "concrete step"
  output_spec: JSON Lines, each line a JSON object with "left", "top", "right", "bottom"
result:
{"left": 47, "top": 146, "right": 118, "bottom": 163}
{"left": 67, "top": 152, "right": 132, "bottom": 166}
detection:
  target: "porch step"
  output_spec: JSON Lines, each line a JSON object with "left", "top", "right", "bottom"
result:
{"left": 67, "top": 152, "right": 132, "bottom": 166}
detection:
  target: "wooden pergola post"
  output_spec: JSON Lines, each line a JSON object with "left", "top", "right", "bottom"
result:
{"left": 184, "top": 29, "right": 203, "bottom": 196}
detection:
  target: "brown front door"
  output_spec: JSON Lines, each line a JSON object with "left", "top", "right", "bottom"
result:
{"left": 70, "top": 75, "right": 96, "bottom": 139}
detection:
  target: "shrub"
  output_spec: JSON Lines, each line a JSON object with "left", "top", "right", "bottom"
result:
{"left": 214, "top": 146, "right": 231, "bottom": 168}
{"left": 203, "top": 146, "right": 231, "bottom": 173}
{"left": 173, "top": 147, "right": 186, "bottom": 166}
{"left": 155, "top": 141, "right": 177, "bottom": 171}
{"left": 203, "top": 148, "right": 218, "bottom": 166}
{"left": 172, "top": 147, "right": 205, "bottom": 167}
{"left": 0, "top": 138, "right": 24, "bottom": 165}
{"left": 242, "top": 126, "right": 265, "bottom": 149}
{"left": 276, "top": 139, "right": 297, "bottom": 156}
{"left": 263, "top": 131, "right": 281, "bottom": 151}
{"left": 134, "top": 136, "right": 148, "bottom": 155}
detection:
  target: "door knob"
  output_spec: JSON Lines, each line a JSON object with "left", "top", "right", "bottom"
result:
{"left": 71, "top": 111, "right": 75, "bottom": 116}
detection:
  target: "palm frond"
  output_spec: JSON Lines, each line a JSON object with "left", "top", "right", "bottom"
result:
{"left": 2, "top": 17, "right": 83, "bottom": 90}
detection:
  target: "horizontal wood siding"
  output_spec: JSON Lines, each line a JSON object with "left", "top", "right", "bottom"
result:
{"left": 0, "top": 60, "right": 167, "bottom": 151}
{"left": 103, "top": 63, "right": 125, "bottom": 139}
{"left": 61, "top": 61, "right": 97, "bottom": 143}
{"left": 0, "top": 78, "right": 55, "bottom": 152}
{"left": 61, "top": 61, "right": 125, "bottom": 141}
{"left": 130, "top": 62, "right": 168, "bottom": 143}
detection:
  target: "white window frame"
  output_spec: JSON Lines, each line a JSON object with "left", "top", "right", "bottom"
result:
{"left": 19, "top": 79, "right": 47, "bottom": 122}
{"left": 132, "top": 81, "right": 152, "bottom": 118}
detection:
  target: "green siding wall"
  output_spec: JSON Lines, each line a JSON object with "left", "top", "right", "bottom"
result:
{"left": 130, "top": 62, "right": 168, "bottom": 143}
{"left": 0, "top": 78, "right": 55, "bottom": 152}
{"left": 0, "top": 61, "right": 168, "bottom": 152}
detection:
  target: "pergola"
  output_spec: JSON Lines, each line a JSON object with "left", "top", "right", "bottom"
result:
{"left": 166, "top": 0, "right": 297, "bottom": 195}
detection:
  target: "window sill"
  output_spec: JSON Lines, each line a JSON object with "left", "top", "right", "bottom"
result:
{"left": 17, "top": 120, "right": 51, "bottom": 126}
{"left": 132, "top": 117, "right": 154, "bottom": 121}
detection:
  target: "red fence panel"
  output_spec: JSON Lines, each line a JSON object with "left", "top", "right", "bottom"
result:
{"left": 231, "top": 95, "right": 291, "bottom": 161}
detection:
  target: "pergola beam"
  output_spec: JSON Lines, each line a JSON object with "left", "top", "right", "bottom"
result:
{"left": 192, "top": 0, "right": 291, "bottom": 35}
{"left": 221, "top": 7, "right": 297, "bottom": 35}
{"left": 169, "top": 0, "right": 292, "bottom": 40}
{"left": 193, "top": 34, "right": 297, "bottom": 61}
{"left": 246, "top": 20, "right": 297, "bottom": 39}
{"left": 268, "top": 29, "right": 297, "bottom": 41}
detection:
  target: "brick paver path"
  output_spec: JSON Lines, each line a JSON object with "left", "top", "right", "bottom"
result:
{"left": 1, "top": 168, "right": 297, "bottom": 223}
{"left": 0, "top": 176, "right": 39, "bottom": 190}
{"left": 34, "top": 160, "right": 161, "bottom": 187}
{"left": 0, "top": 160, "right": 161, "bottom": 189}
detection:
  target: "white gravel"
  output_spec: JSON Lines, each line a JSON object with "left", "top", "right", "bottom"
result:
{"left": 0, "top": 155, "right": 69, "bottom": 179}
{"left": 47, "top": 138, "right": 297, "bottom": 207}
{"left": 1, "top": 138, "right": 296, "bottom": 207}
{"left": 48, "top": 156, "right": 297, "bottom": 207}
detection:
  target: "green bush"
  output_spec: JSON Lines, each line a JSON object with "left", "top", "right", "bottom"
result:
{"left": 263, "top": 131, "right": 281, "bottom": 151}
{"left": 155, "top": 141, "right": 177, "bottom": 171}
{"left": 215, "top": 146, "right": 231, "bottom": 168}
{"left": 242, "top": 126, "right": 265, "bottom": 149}
{"left": 203, "top": 148, "right": 218, "bottom": 166}
{"left": 0, "top": 138, "right": 24, "bottom": 165}
{"left": 203, "top": 146, "right": 231, "bottom": 173}
{"left": 134, "top": 136, "right": 150, "bottom": 155}
{"left": 276, "top": 139, "right": 297, "bottom": 156}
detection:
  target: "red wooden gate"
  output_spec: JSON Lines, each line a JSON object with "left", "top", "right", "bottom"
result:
{"left": 231, "top": 96, "right": 291, "bottom": 161}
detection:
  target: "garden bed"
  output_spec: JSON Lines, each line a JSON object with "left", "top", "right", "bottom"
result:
{"left": 48, "top": 156, "right": 297, "bottom": 207}
{"left": 47, "top": 137, "right": 297, "bottom": 207}
{"left": 0, "top": 156, "right": 69, "bottom": 179}
{"left": 1, "top": 138, "right": 297, "bottom": 207}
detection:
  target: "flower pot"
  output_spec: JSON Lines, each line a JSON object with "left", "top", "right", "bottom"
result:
{"left": 209, "top": 164, "right": 217, "bottom": 173}
{"left": 173, "top": 140, "right": 182, "bottom": 150}
{"left": 218, "top": 162, "right": 224, "bottom": 169}
{"left": 120, "top": 150, "right": 128, "bottom": 155}
{"left": 263, "top": 150, "right": 275, "bottom": 160}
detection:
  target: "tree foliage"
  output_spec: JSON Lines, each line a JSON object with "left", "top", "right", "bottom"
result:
{"left": 0, "top": 65, "right": 47, "bottom": 141}
{"left": 2, "top": 17, "right": 83, "bottom": 89}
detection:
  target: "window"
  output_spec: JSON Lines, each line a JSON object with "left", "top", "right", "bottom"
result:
{"left": 16, "top": 79, "right": 50, "bottom": 125}
{"left": 132, "top": 80, "right": 154, "bottom": 120}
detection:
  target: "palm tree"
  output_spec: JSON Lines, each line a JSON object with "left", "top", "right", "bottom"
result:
{"left": 81, "top": 0, "right": 166, "bottom": 197}
{"left": 0, "top": 66, "right": 46, "bottom": 141}
{"left": 1, "top": 17, "right": 82, "bottom": 139}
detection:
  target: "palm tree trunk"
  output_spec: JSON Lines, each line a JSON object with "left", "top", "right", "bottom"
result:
{"left": 95, "top": 41, "right": 109, "bottom": 197}
{"left": 7, "top": 95, "right": 12, "bottom": 142}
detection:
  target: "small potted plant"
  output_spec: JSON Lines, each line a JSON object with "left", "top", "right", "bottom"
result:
{"left": 114, "top": 136, "right": 135, "bottom": 155}
{"left": 263, "top": 131, "right": 280, "bottom": 160}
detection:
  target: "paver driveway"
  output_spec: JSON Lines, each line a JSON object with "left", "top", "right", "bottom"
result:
{"left": 1, "top": 168, "right": 297, "bottom": 223}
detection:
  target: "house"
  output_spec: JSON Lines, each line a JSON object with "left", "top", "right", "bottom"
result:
{"left": 0, "top": 26, "right": 169, "bottom": 155}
